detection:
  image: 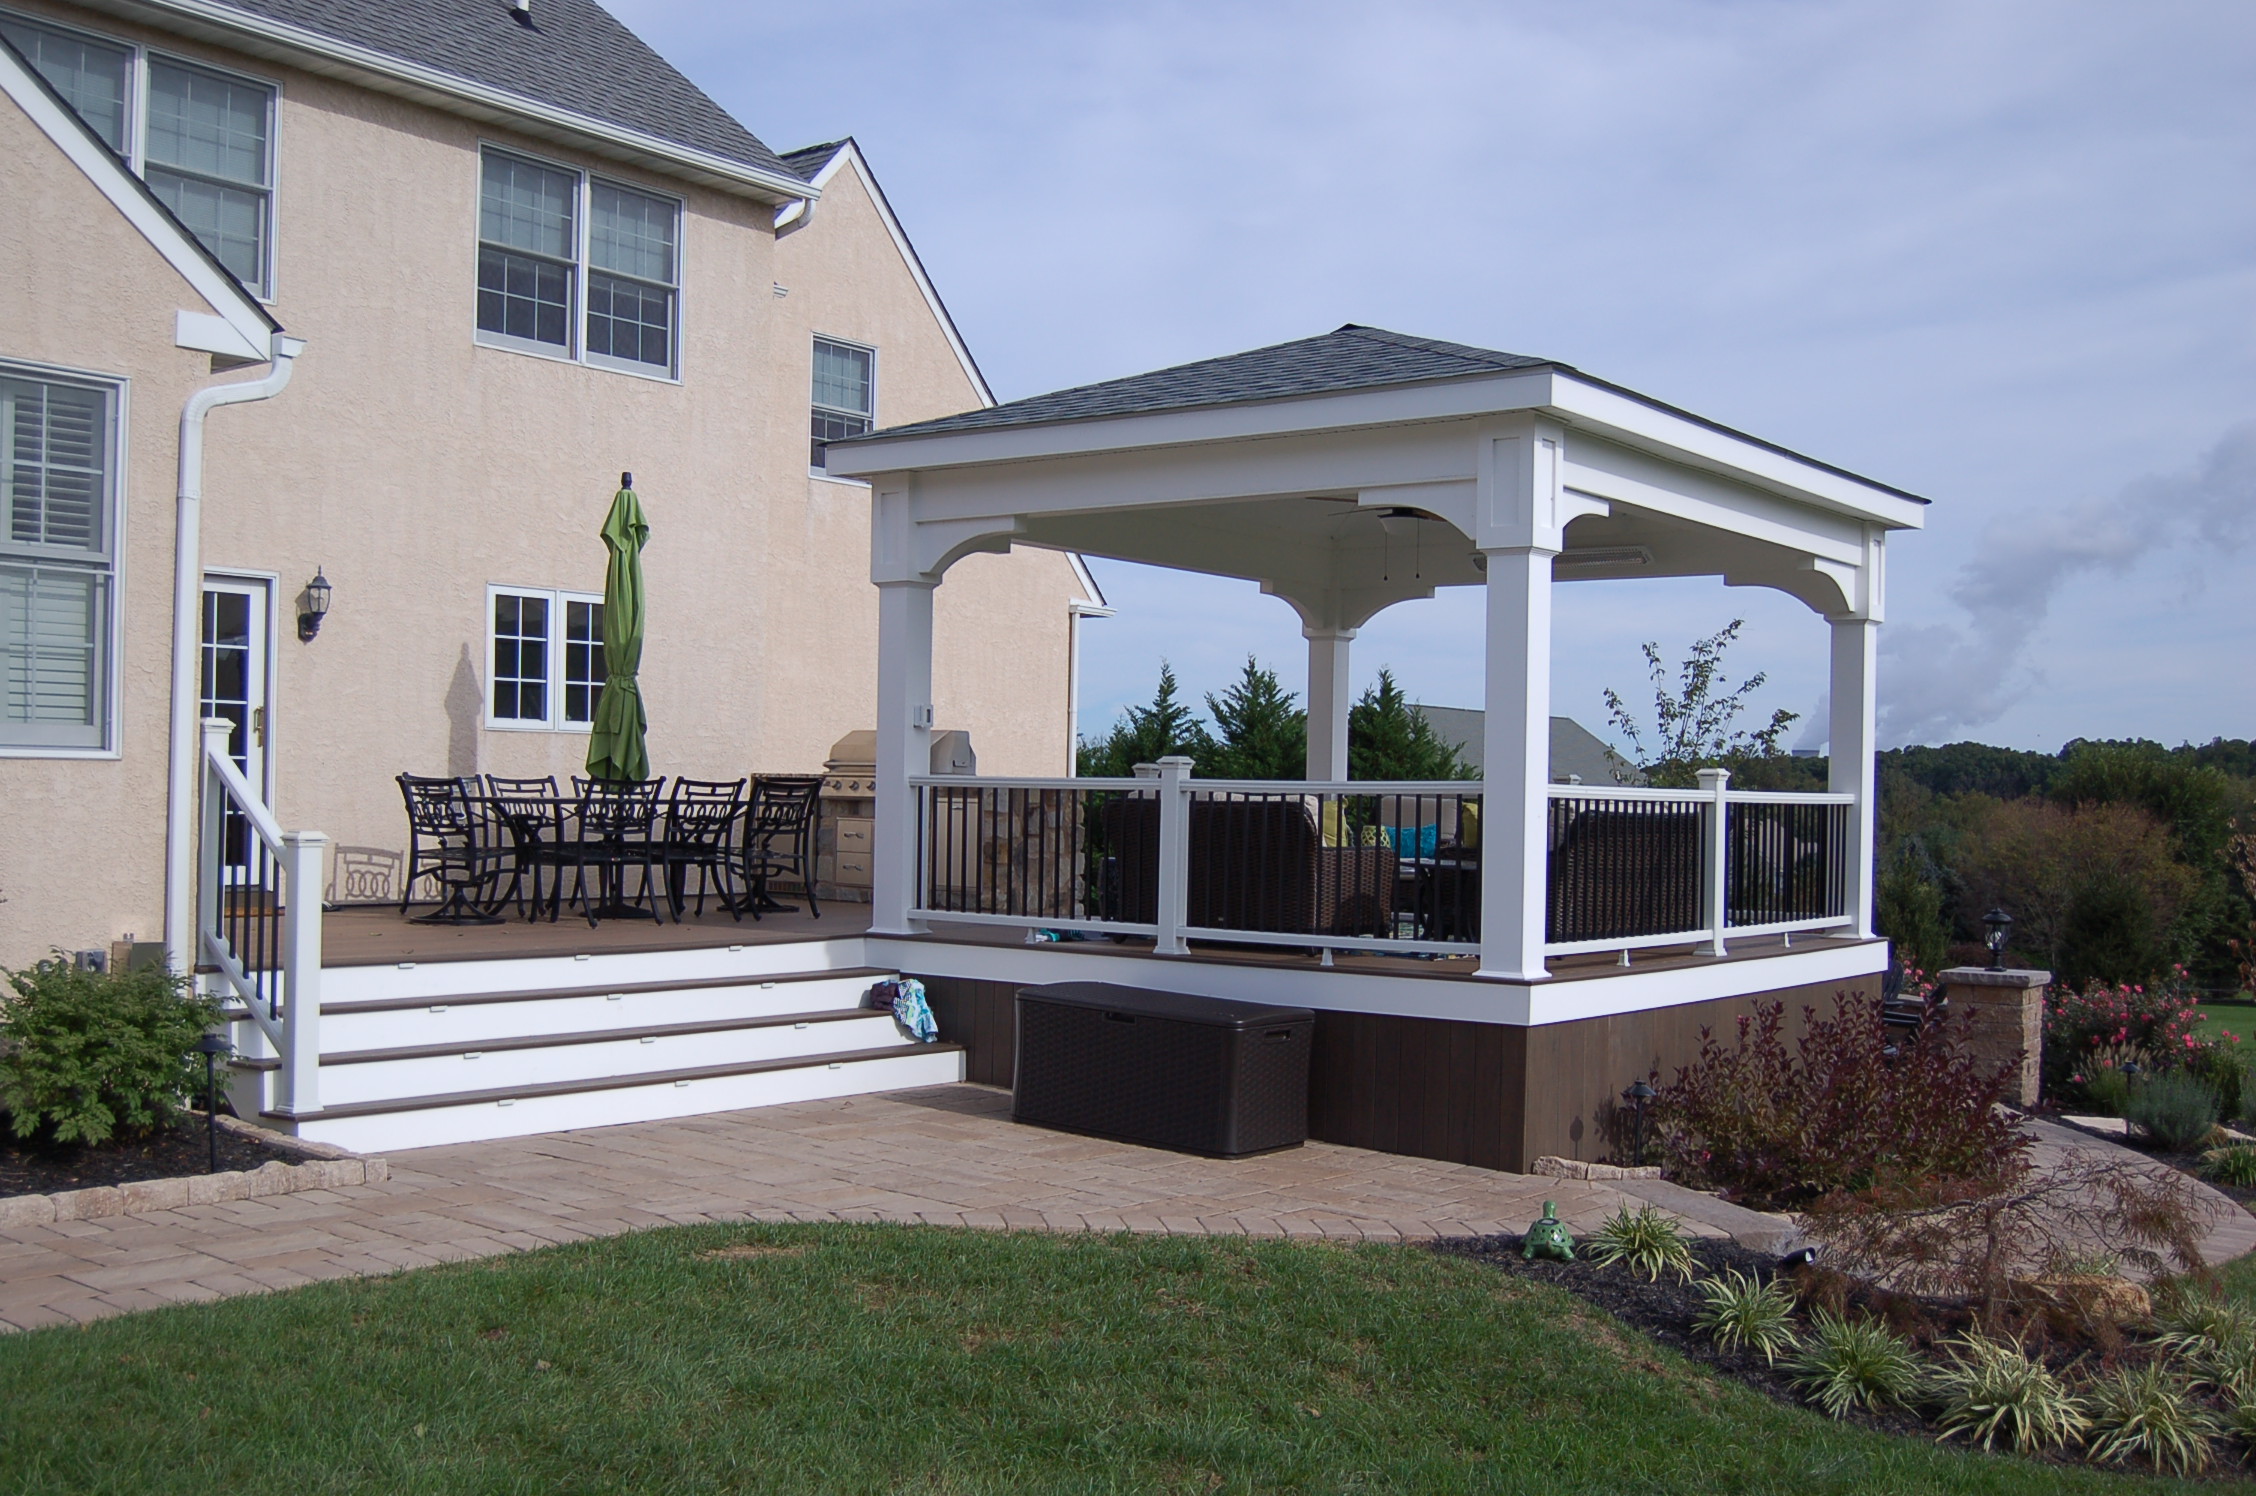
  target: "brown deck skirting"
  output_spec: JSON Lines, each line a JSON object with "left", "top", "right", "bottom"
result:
{"left": 914, "top": 971, "right": 1871, "bottom": 1174}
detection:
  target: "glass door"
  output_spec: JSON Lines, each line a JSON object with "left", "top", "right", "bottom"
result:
{"left": 200, "top": 579, "right": 270, "bottom": 876}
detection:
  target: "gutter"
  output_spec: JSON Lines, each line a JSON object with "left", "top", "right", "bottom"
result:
{"left": 163, "top": 333, "right": 306, "bottom": 975}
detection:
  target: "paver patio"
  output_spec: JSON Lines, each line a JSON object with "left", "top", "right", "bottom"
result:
{"left": 0, "top": 1084, "right": 1693, "bottom": 1332}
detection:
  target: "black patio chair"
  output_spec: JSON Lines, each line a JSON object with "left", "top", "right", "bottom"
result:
{"left": 483, "top": 774, "right": 566, "bottom": 920}
{"left": 735, "top": 775, "right": 822, "bottom": 920}
{"left": 656, "top": 777, "right": 746, "bottom": 918}
{"left": 396, "top": 774, "right": 507, "bottom": 924}
{"left": 562, "top": 778, "right": 667, "bottom": 926}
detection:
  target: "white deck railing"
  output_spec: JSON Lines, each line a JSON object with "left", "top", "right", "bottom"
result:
{"left": 909, "top": 764, "right": 1854, "bottom": 962}
{"left": 197, "top": 718, "right": 325, "bottom": 1113}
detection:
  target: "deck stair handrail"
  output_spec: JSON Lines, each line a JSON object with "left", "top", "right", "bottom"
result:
{"left": 198, "top": 717, "right": 326, "bottom": 1114}
{"left": 908, "top": 763, "right": 1855, "bottom": 963}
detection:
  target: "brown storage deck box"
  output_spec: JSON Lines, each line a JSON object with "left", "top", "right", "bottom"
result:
{"left": 1012, "top": 982, "right": 1312, "bottom": 1157}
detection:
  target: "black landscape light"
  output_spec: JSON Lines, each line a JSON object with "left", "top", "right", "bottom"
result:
{"left": 195, "top": 1031, "right": 230, "bottom": 1172}
{"left": 297, "top": 567, "right": 332, "bottom": 642}
{"left": 1622, "top": 1078, "right": 1658, "bottom": 1166}
{"left": 1982, "top": 907, "right": 2013, "bottom": 972}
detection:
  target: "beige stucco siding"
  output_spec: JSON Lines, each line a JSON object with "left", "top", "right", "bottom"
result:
{"left": 0, "top": 6, "right": 1085, "bottom": 965}
{"left": 0, "top": 85, "right": 233, "bottom": 964}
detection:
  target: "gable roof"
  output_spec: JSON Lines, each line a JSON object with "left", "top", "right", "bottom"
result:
{"left": 0, "top": 27, "right": 278, "bottom": 359}
{"left": 84, "top": 0, "right": 808, "bottom": 200}
{"left": 779, "top": 138, "right": 846, "bottom": 181}
{"left": 851, "top": 326, "right": 1554, "bottom": 441}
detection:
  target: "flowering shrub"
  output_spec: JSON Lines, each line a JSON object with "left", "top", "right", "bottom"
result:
{"left": 2045, "top": 966, "right": 2205, "bottom": 1106}
{"left": 1652, "top": 993, "right": 2028, "bottom": 1210}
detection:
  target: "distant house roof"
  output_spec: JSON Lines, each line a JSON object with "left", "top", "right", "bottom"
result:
{"left": 857, "top": 325, "right": 1554, "bottom": 441}
{"left": 121, "top": 0, "right": 803, "bottom": 195}
{"left": 1416, "top": 706, "right": 1640, "bottom": 786}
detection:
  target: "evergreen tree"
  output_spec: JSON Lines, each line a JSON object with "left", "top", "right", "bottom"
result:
{"left": 1077, "top": 661, "right": 1214, "bottom": 777}
{"left": 1204, "top": 657, "right": 1307, "bottom": 780}
{"left": 1348, "top": 668, "right": 1474, "bottom": 780}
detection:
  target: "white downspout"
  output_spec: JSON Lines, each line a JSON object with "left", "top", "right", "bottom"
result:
{"left": 163, "top": 334, "right": 306, "bottom": 974}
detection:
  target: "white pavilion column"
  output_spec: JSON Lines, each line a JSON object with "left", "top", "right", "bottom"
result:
{"left": 1829, "top": 615, "right": 1879, "bottom": 939}
{"left": 1304, "top": 625, "right": 1355, "bottom": 782}
{"left": 1477, "top": 546, "right": 1555, "bottom": 981}
{"left": 872, "top": 578, "right": 936, "bottom": 935}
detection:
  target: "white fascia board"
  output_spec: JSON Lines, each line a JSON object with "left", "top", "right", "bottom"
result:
{"left": 1, "top": 43, "right": 275, "bottom": 356}
{"left": 1548, "top": 374, "right": 1927, "bottom": 531}
{"left": 1066, "top": 552, "right": 1110, "bottom": 611}
{"left": 79, "top": 0, "right": 815, "bottom": 205}
{"left": 827, "top": 369, "right": 1562, "bottom": 477}
{"left": 1563, "top": 435, "right": 1868, "bottom": 567}
{"left": 806, "top": 141, "right": 991, "bottom": 406}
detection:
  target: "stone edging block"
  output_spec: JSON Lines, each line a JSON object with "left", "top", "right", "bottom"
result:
{"left": 0, "top": 1119, "right": 387, "bottom": 1229}
{"left": 1531, "top": 1155, "right": 1663, "bottom": 1181}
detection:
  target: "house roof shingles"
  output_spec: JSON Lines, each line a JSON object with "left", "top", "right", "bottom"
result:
{"left": 185, "top": 0, "right": 793, "bottom": 178}
{"left": 848, "top": 325, "right": 1556, "bottom": 441}
{"left": 778, "top": 139, "right": 847, "bottom": 181}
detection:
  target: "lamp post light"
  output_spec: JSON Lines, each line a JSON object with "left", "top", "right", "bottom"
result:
{"left": 1622, "top": 1079, "right": 1658, "bottom": 1166}
{"left": 195, "top": 1031, "right": 230, "bottom": 1172}
{"left": 1982, "top": 907, "right": 2013, "bottom": 972}
{"left": 297, "top": 567, "right": 332, "bottom": 642}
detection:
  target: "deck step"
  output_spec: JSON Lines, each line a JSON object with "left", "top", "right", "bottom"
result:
{"left": 315, "top": 965, "right": 893, "bottom": 1016}
{"left": 264, "top": 1042, "right": 966, "bottom": 1152}
{"left": 232, "top": 1007, "right": 883, "bottom": 1069}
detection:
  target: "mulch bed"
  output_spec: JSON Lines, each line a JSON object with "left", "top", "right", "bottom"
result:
{"left": 0, "top": 1112, "right": 299, "bottom": 1199}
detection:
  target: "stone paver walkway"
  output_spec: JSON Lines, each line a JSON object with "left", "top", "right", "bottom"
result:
{"left": 0, "top": 1085, "right": 1695, "bottom": 1332}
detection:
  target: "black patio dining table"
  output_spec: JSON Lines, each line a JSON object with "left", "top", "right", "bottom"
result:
{"left": 471, "top": 783, "right": 674, "bottom": 926}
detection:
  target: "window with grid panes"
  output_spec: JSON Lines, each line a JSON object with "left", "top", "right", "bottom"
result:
{"left": 1, "top": 371, "right": 115, "bottom": 750}
{"left": 488, "top": 588, "right": 603, "bottom": 729}
{"left": 810, "top": 337, "right": 873, "bottom": 469}
{"left": 1, "top": 12, "right": 276, "bottom": 296}
{"left": 475, "top": 149, "right": 682, "bottom": 375}
{"left": 477, "top": 151, "right": 576, "bottom": 351}
{"left": 586, "top": 182, "right": 676, "bottom": 371}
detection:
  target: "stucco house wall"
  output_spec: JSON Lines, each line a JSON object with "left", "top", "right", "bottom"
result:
{"left": 0, "top": 1, "right": 1089, "bottom": 968}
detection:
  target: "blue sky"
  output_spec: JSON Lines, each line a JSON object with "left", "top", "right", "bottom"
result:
{"left": 614, "top": 0, "right": 2255, "bottom": 754}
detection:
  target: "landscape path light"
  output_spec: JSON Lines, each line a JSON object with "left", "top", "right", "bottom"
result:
{"left": 1622, "top": 1078, "right": 1658, "bottom": 1166}
{"left": 194, "top": 1030, "right": 230, "bottom": 1172}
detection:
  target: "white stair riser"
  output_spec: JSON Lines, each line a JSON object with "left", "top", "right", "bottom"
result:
{"left": 318, "top": 938, "right": 872, "bottom": 1005}
{"left": 314, "top": 1014, "right": 911, "bottom": 1106}
{"left": 319, "top": 976, "right": 883, "bottom": 1050}
{"left": 293, "top": 1048, "right": 966, "bottom": 1152}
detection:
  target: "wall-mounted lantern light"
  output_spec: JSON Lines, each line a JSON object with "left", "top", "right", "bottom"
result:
{"left": 297, "top": 568, "right": 332, "bottom": 642}
{"left": 1982, "top": 907, "right": 2013, "bottom": 972}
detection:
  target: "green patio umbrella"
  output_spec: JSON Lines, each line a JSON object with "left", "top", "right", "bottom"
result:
{"left": 585, "top": 473, "right": 649, "bottom": 783}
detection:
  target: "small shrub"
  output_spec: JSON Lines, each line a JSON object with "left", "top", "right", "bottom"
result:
{"left": 2129, "top": 1071, "right": 2221, "bottom": 1153}
{"left": 1929, "top": 1333, "right": 2088, "bottom": 1455}
{"left": 2199, "top": 1144, "right": 2256, "bottom": 1188}
{"left": 2043, "top": 971, "right": 2203, "bottom": 1096}
{"left": 1654, "top": 994, "right": 2027, "bottom": 1209}
{"left": 0, "top": 957, "right": 222, "bottom": 1146}
{"left": 2184, "top": 1037, "right": 2249, "bottom": 1121}
{"left": 1690, "top": 1270, "right": 1800, "bottom": 1365}
{"left": 1585, "top": 1204, "right": 1695, "bottom": 1283}
{"left": 1786, "top": 1311, "right": 1921, "bottom": 1418}
{"left": 2080, "top": 1363, "right": 2219, "bottom": 1474}
{"left": 2152, "top": 1289, "right": 2252, "bottom": 1363}
{"left": 2076, "top": 1065, "right": 2133, "bottom": 1117}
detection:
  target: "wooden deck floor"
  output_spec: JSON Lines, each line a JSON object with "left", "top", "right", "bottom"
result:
{"left": 329, "top": 899, "right": 1872, "bottom": 988}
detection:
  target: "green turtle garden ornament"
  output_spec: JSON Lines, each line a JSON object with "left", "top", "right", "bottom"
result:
{"left": 1522, "top": 1201, "right": 1575, "bottom": 1262}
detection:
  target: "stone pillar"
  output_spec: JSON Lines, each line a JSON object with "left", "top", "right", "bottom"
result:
{"left": 1940, "top": 967, "right": 2052, "bottom": 1108}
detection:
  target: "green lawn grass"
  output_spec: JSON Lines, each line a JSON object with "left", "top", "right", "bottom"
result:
{"left": 0, "top": 1224, "right": 2242, "bottom": 1494}
{"left": 2193, "top": 999, "right": 2256, "bottom": 1044}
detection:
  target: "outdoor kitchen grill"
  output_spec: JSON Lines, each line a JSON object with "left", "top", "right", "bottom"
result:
{"left": 1013, "top": 982, "right": 1313, "bottom": 1157}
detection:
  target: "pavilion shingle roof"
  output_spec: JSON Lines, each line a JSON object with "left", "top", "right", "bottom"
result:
{"left": 847, "top": 325, "right": 1560, "bottom": 442}
{"left": 187, "top": 0, "right": 792, "bottom": 178}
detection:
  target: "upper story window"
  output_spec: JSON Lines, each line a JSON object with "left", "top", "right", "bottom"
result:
{"left": 1, "top": 367, "right": 118, "bottom": 752}
{"left": 0, "top": 12, "right": 276, "bottom": 297}
{"left": 477, "top": 147, "right": 680, "bottom": 378}
{"left": 810, "top": 336, "right": 874, "bottom": 470}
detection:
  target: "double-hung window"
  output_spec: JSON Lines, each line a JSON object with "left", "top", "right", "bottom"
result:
{"left": 810, "top": 337, "right": 874, "bottom": 470}
{"left": 488, "top": 586, "right": 605, "bottom": 730}
{"left": 477, "top": 148, "right": 680, "bottom": 377}
{"left": 1, "top": 369, "right": 118, "bottom": 752}
{"left": 0, "top": 11, "right": 276, "bottom": 296}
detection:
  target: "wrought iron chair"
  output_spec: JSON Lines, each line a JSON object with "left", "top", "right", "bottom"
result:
{"left": 656, "top": 777, "right": 746, "bottom": 918}
{"left": 735, "top": 775, "right": 822, "bottom": 920}
{"left": 483, "top": 774, "right": 566, "bottom": 920}
{"left": 562, "top": 778, "right": 667, "bottom": 926}
{"left": 395, "top": 774, "right": 506, "bottom": 924}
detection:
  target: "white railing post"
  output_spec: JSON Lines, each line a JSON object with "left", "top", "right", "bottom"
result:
{"left": 277, "top": 830, "right": 326, "bottom": 1114}
{"left": 197, "top": 718, "right": 231, "bottom": 964}
{"left": 1153, "top": 756, "right": 1193, "bottom": 955}
{"left": 1698, "top": 768, "right": 1731, "bottom": 956}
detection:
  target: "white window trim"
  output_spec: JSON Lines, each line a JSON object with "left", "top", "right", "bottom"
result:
{"left": 473, "top": 141, "right": 685, "bottom": 384}
{"left": 484, "top": 583, "right": 604, "bottom": 733}
{"left": 0, "top": 7, "right": 283, "bottom": 302}
{"left": 809, "top": 333, "right": 876, "bottom": 481}
{"left": 0, "top": 357, "right": 127, "bottom": 760}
